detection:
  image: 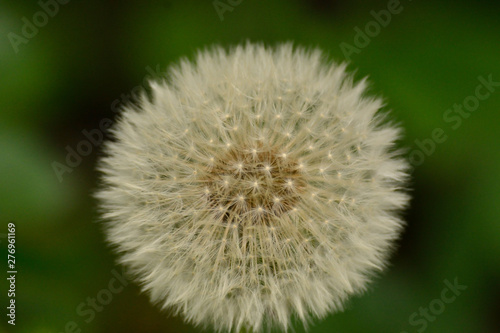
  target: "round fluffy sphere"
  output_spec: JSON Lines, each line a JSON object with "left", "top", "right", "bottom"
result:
{"left": 96, "top": 43, "right": 409, "bottom": 332}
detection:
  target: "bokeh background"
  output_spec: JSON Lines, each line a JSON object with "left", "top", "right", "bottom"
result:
{"left": 1, "top": 0, "right": 499, "bottom": 332}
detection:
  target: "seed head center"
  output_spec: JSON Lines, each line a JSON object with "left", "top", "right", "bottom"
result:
{"left": 203, "top": 145, "right": 305, "bottom": 222}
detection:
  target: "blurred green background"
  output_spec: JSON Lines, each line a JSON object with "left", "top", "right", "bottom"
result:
{"left": 1, "top": 0, "right": 499, "bottom": 332}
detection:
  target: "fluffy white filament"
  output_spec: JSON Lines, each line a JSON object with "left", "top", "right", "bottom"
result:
{"left": 96, "top": 43, "right": 410, "bottom": 332}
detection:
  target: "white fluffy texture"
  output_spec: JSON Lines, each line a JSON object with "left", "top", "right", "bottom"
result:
{"left": 96, "top": 43, "right": 409, "bottom": 332}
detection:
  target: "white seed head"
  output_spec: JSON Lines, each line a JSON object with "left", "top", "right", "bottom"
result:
{"left": 96, "top": 43, "right": 410, "bottom": 332}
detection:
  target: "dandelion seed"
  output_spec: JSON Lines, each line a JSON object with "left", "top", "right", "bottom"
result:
{"left": 96, "top": 43, "right": 410, "bottom": 332}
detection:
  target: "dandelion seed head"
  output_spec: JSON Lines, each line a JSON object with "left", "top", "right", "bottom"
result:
{"left": 96, "top": 43, "right": 410, "bottom": 332}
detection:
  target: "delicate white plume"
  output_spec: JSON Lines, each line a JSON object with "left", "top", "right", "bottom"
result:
{"left": 96, "top": 43, "right": 410, "bottom": 332}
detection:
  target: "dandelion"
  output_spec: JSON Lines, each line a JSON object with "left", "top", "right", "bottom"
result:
{"left": 96, "top": 43, "right": 410, "bottom": 332}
